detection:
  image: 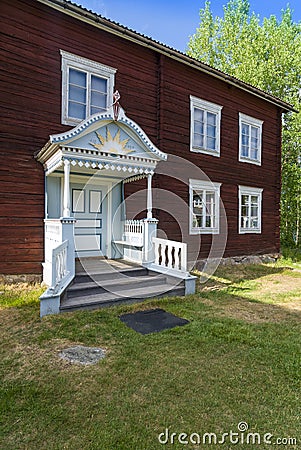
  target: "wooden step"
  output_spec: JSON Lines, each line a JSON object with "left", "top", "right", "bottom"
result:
{"left": 60, "top": 283, "right": 185, "bottom": 312}
{"left": 67, "top": 274, "right": 169, "bottom": 298}
{"left": 74, "top": 266, "right": 149, "bottom": 284}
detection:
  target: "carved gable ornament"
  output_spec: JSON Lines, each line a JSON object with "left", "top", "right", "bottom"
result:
{"left": 44, "top": 105, "right": 167, "bottom": 162}
{"left": 37, "top": 101, "right": 167, "bottom": 176}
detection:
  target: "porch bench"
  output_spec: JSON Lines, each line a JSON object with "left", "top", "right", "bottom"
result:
{"left": 112, "top": 240, "right": 143, "bottom": 249}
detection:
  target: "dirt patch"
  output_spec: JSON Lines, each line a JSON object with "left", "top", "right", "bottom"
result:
{"left": 256, "top": 274, "right": 301, "bottom": 295}
{"left": 201, "top": 297, "right": 301, "bottom": 323}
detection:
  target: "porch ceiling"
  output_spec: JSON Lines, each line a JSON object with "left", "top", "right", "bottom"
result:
{"left": 36, "top": 106, "right": 167, "bottom": 177}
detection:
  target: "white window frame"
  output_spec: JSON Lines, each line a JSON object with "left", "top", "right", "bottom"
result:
{"left": 239, "top": 113, "right": 263, "bottom": 166}
{"left": 190, "top": 96, "right": 223, "bottom": 157}
{"left": 61, "top": 50, "right": 116, "bottom": 126}
{"left": 189, "top": 179, "right": 221, "bottom": 234}
{"left": 238, "top": 185, "right": 263, "bottom": 234}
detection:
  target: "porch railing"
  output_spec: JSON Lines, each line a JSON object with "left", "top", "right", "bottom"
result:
{"left": 152, "top": 237, "right": 187, "bottom": 273}
{"left": 123, "top": 220, "right": 144, "bottom": 246}
{"left": 40, "top": 218, "right": 75, "bottom": 317}
{"left": 51, "top": 240, "right": 69, "bottom": 292}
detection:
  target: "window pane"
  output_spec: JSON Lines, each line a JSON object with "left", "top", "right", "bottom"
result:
{"left": 241, "top": 194, "right": 250, "bottom": 229}
{"left": 193, "top": 215, "right": 203, "bottom": 228}
{"left": 241, "top": 205, "right": 248, "bottom": 217}
{"left": 251, "top": 206, "right": 258, "bottom": 217}
{"left": 207, "top": 124, "right": 216, "bottom": 138}
{"left": 251, "top": 136, "right": 258, "bottom": 148}
{"left": 241, "top": 195, "right": 249, "bottom": 206}
{"left": 207, "top": 112, "right": 216, "bottom": 126}
{"left": 69, "top": 69, "right": 86, "bottom": 87}
{"left": 241, "top": 216, "right": 249, "bottom": 228}
{"left": 250, "top": 218, "right": 258, "bottom": 228}
{"left": 91, "top": 91, "right": 107, "bottom": 109}
{"left": 69, "top": 85, "right": 86, "bottom": 103}
{"left": 241, "top": 145, "right": 249, "bottom": 157}
{"left": 242, "top": 133, "right": 249, "bottom": 146}
{"left": 250, "top": 148, "right": 258, "bottom": 160}
{"left": 193, "top": 191, "right": 203, "bottom": 212}
{"left": 206, "top": 192, "right": 215, "bottom": 227}
{"left": 242, "top": 123, "right": 249, "bottom": 136}
{"left": 91, "top": 75, "right": 107, "bottom": 93}
{"left": 251, "top": 196, "right": 258, "bottom": 205}
{"left": 207, "top": 137, "right": 216, "bottom": 150}
{"left": 68, "top": 101, "right": 86, "bottom": 120}
{"left": 194, "top": 120, "right": 204, "bottom": 135}
{"left": 194, "top": 133, "right": 204, "bottom": 148}
{"left": 91, "top": 106, "right": 106, "bottom": 115}
{"left": 251, "top": 126, "right": 258, "bottom": 140}
{"left": 194, "top": 108, "right": 204, "bottom": 123}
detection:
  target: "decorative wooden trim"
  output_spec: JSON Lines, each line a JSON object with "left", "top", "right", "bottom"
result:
{"left": 60, "top": 50, "right": 116, "bottom": 126}
{"left": 239, "top": 113, "right": 263, "bottom": 166}
{"left": 189, "top": 179, "right": 221, "bottom": 235}
{"left": 190, "top": 96, "right": 223, "bottom": 157}
{"left": 238, "top": 185, "right": 263, "bottom": 234}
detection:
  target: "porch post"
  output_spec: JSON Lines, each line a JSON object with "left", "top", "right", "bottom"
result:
{"left": 63, "top": 159, "right": 71, "bottom": 217}
{"left": 147, "top": 173, "right": 153, "bottom": 219}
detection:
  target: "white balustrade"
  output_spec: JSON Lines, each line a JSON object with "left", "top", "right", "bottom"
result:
{"left": 51, "top": 240, "right": 69, "bottom": 290}
{"left": 152, "top": 237, "right": 187, "bottom": 273}
{"left": 43, "top": 218, "right": 75, "bottom": 289}
{"left": 123, "top": 220, "right": 144, "bottom": 246}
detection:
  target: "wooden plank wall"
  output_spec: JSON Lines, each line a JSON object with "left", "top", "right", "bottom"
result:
{"left": 0, "top": 0, "right": 281, "bottom": 274}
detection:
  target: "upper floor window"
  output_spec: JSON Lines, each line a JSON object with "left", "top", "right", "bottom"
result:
{"left": 189, "top": 179, "right": 221, "bottom": 234}
{"left": 239, "top": 113, "right": 263, "bottom": 165}
{"left": 190, "top": 96, "right": 223, "bottom": 157}
{"left": 238, "top": 186, "right": 263, "bottom": 234}
{"left": 61, "top": 50, "right": 116, "bottom": 125}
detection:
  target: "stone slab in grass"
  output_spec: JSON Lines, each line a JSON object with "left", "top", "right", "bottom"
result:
{"left": 59, "top": 346, "right": 106, "bottom": 365}
{"left": 120, "top": 308, "right": 190, "bottom": 335}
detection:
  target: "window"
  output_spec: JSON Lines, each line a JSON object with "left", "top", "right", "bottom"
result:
{"left": 61, "top": 50, "right": 116, "bottom": 125}
{"left": 190, "top": 96, "right": 223, "bottom": 156}
{"left": 238, "top": 186, "right": 263, "bottom": 234}
{"left": 189, "top": 179, "right": 221, "bottom": 234}
{"left": 239, "top": 113, "right": 263, "bottom": 165}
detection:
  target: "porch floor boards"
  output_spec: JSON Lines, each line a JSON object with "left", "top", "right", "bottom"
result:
{"left": 75, "top": 258, "right": 140, "bottom": 276}
{"left": 60, "top": 258, "right": 185, "bottom": 312}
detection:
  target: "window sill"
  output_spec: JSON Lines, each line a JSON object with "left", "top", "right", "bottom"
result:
{"left": 239, "top": 156, "right": 261, "bottom": 166}
{"left": 62, "top": 117, "right": 83, "bottom": 127}
{"left": 190, "top": 228, "right": 220, "bottom": 235}
{"left": 239, "top": 229, "right": 261, "bottom": 234}
{"left": 190, "top": 147, "right": 220, "bottom": 157}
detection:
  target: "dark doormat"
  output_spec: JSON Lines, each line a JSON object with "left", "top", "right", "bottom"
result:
{"left": 119, "top": 308, "right": 190, "bottom": 335}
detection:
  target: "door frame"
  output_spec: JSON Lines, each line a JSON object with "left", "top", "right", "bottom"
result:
{"left": 68, "top": 174, "right": 114, "bottom": 258}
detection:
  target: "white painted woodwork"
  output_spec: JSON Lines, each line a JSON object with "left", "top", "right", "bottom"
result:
{"left": 63, "top": 159, "right": 71, "bottom": 217}
{"left": 147, "top": 173, "right": 153, "bottom": 219}
{"left": 152, "top": 237, "right": 187, "bottom": 273}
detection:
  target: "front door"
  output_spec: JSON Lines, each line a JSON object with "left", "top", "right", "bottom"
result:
{"left": 71, "top": 183, "right": 107, "bottom": 257}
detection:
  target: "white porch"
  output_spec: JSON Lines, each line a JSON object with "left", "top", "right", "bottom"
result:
{"left": 37, "top": 105, "right": 196, "bottom": 316}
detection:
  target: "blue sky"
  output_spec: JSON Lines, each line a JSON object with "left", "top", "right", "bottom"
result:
{"left": 77, "top": 0, "right": 301, "bottom": 52}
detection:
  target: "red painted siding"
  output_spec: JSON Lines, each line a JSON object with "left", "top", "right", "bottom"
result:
{"left": 0, "top": 0, "right": 282, "bottom": 274}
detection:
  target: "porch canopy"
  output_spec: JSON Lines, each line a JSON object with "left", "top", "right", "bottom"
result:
{"left": 36, "top": 104, "right": 167, "bottom": 219}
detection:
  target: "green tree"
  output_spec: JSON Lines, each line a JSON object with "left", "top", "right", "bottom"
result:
{"left": 188, "top": 0, "right": 301, "bottom": 247}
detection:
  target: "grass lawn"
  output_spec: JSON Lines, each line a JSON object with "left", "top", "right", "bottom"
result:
{"left": 1, "top": 254, "right": 301, "bottom": 449}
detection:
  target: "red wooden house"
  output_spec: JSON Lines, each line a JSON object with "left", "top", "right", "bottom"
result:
{"left": 1, "top": 0, "right": 294, "bottom": 315}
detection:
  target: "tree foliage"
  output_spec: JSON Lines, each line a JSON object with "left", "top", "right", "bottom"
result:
{"left": 187, "top": 0, "right": 301, "bottom": 247}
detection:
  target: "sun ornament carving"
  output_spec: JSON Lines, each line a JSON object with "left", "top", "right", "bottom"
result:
{"left": 90, "top": 128, "right": 134, "bottom": 155}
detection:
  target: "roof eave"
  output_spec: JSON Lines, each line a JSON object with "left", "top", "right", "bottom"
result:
{"left": 36, "top": 0, "right": 296, "bottom": 113}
